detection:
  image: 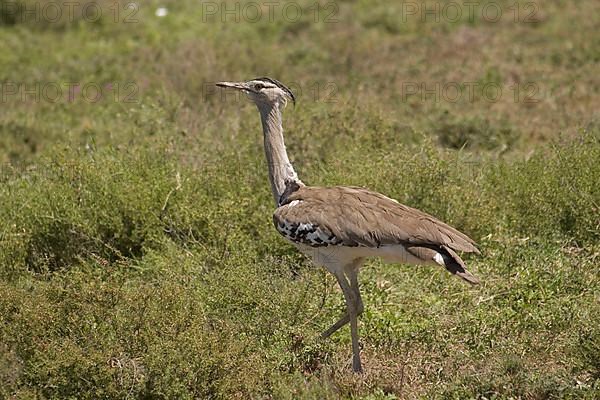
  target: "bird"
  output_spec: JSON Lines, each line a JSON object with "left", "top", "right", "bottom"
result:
{"left": 216, "top": 77, "right": 480, "bottom": 373}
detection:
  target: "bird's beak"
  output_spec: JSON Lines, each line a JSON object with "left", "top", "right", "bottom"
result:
{"left": 216, "top": 81, "right": 252, "bottom": 92}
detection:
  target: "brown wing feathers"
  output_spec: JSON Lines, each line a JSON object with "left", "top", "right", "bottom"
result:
{"left": 441, "top": 245, "right": 480, "bottom": 284}
{"left": 277, "top": 186, "right": 479, "bottom": 252}
{"left": 274, "top": 185, "right": 480, "bottom": 284}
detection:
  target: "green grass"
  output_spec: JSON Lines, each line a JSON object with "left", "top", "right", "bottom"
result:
{"left": 1, "top": 0, "right": 599, "bottom": 398}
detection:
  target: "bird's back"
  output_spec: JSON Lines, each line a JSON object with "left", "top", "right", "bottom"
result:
{"left": 273, "top": 185, "right": 480, "bottom": 284}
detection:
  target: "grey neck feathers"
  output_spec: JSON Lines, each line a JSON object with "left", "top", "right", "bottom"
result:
{"left": 257, "top": 101, "right": 303, "bottom": 205}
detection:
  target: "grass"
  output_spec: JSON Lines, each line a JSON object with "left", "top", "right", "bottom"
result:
{"left": 1, "top": 0, "right": 599, "bottom": 398}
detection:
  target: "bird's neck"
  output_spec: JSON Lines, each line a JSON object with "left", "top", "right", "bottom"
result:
{"left": 258, "top": 102, "right": 303, "bottom": 205}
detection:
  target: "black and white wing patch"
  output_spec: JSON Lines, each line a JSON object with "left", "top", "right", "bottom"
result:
{"left": 273, "top": 200, "right": 343, "bottom": 247}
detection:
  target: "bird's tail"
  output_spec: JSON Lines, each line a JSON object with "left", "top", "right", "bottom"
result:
{"left": 441, "top": 245, "right": 480, "bottom": 285}
{"left": 405, "top": 244, "right": 480, "bottom": 285}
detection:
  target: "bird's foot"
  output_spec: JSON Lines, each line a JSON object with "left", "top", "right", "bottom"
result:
{"left": 352, "top": 356, "right": 363, "bottom": 373}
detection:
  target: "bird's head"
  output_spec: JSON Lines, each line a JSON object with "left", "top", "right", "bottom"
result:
{"left": 216, "top": 77, "right": 295, "bottom": 109}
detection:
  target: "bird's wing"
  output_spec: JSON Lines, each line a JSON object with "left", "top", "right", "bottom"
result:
{"left": 273, "top": 185, "right": 480, "bottom": 254}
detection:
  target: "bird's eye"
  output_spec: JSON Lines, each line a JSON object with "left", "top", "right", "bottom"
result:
{"left": 254, "top": 83, "right": 265, "bottom": 90}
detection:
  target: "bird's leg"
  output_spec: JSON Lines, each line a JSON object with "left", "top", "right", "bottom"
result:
{"left": 320, "top": 313, "right": 350, "bottom": 339}
{"left": 347, "top": 267, "right": 364, "bottom": 316}
{"left": 320, "top": 263, "right": 364, "bottom": 339}
{"left": 334, "top": 271, "right": 363, "bottom": 373}
{"left": 345, "top": 267, "right": 364, "bottom": 373}
{"left": 321, "top": 280, "right": 363, "bottom": 338}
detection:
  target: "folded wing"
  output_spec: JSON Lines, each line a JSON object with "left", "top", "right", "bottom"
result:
{"left": 274, "top": 186, "right": 479, "bottom": 252}
{"left": 273, "top": 185, "right": 480, "bottom": 284}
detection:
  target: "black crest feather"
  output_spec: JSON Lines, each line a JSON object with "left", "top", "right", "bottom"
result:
{"left": 253, "top": 77, "right": 296, "bottom": 105}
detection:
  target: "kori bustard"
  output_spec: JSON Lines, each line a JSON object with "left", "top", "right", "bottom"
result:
{"left": 216, "top": 77, "right": 480, "bottom": 373}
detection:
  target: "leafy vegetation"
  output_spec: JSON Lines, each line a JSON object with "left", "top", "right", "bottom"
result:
{"left": 1, "top": 0, "right": 599, "bottom": 398}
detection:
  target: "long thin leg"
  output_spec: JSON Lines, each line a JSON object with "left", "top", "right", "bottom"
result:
{"left": 334, "top": 271, "right": 363, "bottom": 373}
{"left": 347, "top": 266, "right": 364, "bottom": 316}
{"left": 345, "top": 265, "right": 364, "bottom": 372}
{"left": 321, "top": 313, "right": 350, "bottom": 339}
{"left": 321, "top": 260, "right": 364, "bottom": 339}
